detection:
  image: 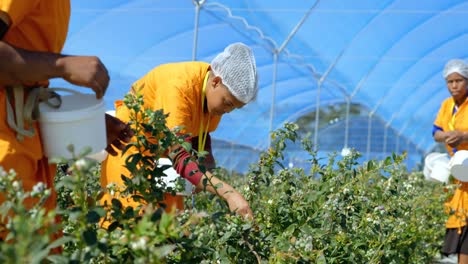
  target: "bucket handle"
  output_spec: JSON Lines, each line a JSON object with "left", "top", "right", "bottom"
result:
{"left": 44, "top": 87, "right": 100, "bottom": 109}
{"left": 47, "top": 87, "right": 88, "bottom": 96}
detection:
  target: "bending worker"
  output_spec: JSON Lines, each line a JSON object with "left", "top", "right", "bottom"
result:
{"left": 102, "top": 42, "right": 256, "bottom": 218}
{"left": 433, "top": 59, "right": 468, "bottom": 263}
{"left": 0, "top": 0, "right": 132, "bottom": 236}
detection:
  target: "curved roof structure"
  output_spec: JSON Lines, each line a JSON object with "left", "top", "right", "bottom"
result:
{"left": 50, "top": 0, "right": 468, "bottom": 172}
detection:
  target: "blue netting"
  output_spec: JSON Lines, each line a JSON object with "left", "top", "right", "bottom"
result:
{"left": 49, "top": 0, "right": 468, "bottom": 173}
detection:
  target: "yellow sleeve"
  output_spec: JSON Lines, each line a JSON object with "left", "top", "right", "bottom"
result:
{"left": 0, "top": 0, "right": 40, "bottom": 26}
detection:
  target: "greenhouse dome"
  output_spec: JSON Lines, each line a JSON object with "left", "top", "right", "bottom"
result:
{"left": 51, "top": 0, "right": 468, "bottom": 173}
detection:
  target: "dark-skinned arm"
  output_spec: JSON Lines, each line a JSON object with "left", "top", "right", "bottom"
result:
{"left": 169, "top": 143, "right": 253, "bottom": 219}
{"left": 0, "top": 11, "right": 129, "bottom": 154}
{"left": 434, "top": 130, "right": 468, "bottom": 148}
{"left": 0, "top": 12, "right": 109, "bottom": 99}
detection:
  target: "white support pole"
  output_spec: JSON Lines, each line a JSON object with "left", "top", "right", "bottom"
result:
{"left": 405, "top": 138, "right": 410, "bottom": 156}
{"left": 383, "top": 124, "right": 389, "bottom": 154}
{"left": 277, "top": 0, "right": 321, "bottom": 53}
{"left": 268, "top": 52, "right": 279, "bottom": 147}
{"left": 313, "top": 62, "right": 336, "bottom": 150}
{"left": 366, "top": 113, "right": 373, "bottom": 159}
{"left": 191, "top": 0, "right": 205, "bottom": 61}
{"left": 313, "top": 81, "right": 322, "bottom": 150}
{"left": 396, "top": 134, "right": 400, "bottom": 153}
{"left": 344, "top": 97, "right": 351, "bottom": 148}
{"left": 364, "top": 95, "right": 385, "bottom": 159}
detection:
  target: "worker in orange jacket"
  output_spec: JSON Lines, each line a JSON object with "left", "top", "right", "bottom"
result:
{"left": 102, "top": 42, "right": 257, "bottom": 218}
{"left": 0, "top": 0, "right": 132, "bottom": 238}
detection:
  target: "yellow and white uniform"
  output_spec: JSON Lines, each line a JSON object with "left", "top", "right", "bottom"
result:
{"left": 101, "top": 61, "right": 221, "bottom": 209}
{"left": 434, "top": 96, "right": 468, "bottom": 229}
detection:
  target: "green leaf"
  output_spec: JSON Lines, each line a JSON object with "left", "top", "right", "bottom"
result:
{"left": 211, "top": 212, "right": 224, "bottom": 220}
{"left": 46, "top": 236, "right": 74, "bottom": 251}
{"left": 125, "top": 153, "right": 142, "bottom": 173}
{"left": 108, "top": 221, "right": 120, "bottom": 232}
{"left": 316, "top": 253, "right": 327, "bottom": 264}
{"left": 93, "top": 206, "right": 106, "bottom": 217}
{"left": 85, "top": 210, "right": 101, "bottom": 224}
{"left": 198, "top": 150, "right": 209, "bottom": 157}
{"left": 82, "top": 229, "right": 97, "bottom": 246}
{"left": 202, "top": 178, "right": 208, "bottom": 187}
{"left": 111, "top": 198, "right": 123, "bottom": 210}
{"left": 151, "top": 208, "right": 164, "bottom": 222}
{"left": 159, "top": 213, "right": 172, "bottom": 232}
{"left": 55, "top": 176, "right": 76, "bottom": 189}
{"left": 198, "top": 164, "right": 206, "bottom": 173}
{"left": 181, "top": 142, "right": 192, "bottom": 151}
{"left": 242, "top": 223, "right": 252, "bottom": 231}
{"left": 46, "top": 255, "right": 70, "bottom": 263}
{"left": 123, "top": 206, "right": 135, "bottom": 220}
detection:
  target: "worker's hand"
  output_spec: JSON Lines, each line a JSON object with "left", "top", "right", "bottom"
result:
{"left": 104, "top": 113, "right": 134, "bottom": 156}
{"left": 58, "top": 56, "right": 110, "bottom": 99}
{"left": 445, "top": 130, "right": 464, "bottom": 148}
{"left": 195, "top": 173, "right": 253, "bottom": 219}
{"left": 224, "top": 190, "right": 253, "bottom": 219}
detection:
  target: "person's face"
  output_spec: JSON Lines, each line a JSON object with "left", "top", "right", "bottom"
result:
{"left": 206, "top": 75, "right": 245, "bottom": 116}
{"left": 446, "top": 72, "right": 468, "bottom": 101}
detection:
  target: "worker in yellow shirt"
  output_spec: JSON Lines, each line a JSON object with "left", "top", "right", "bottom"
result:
{"left": 102, "top": 42, "right": 257, "bottom": 218}
{"left": 433, "top": 59, "right": 468, "bottom": 263}
{"left": 0, "top": 0, "right": 132, "bottom": 237}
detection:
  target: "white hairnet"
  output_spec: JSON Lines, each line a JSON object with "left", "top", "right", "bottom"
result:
{"left": 210, "top": 42, "right": 258, "bottom": 104}
{"left": 443, "top": 59, "right": 468, "bottom": 79}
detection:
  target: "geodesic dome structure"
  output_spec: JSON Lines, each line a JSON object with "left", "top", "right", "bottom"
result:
{"left": 51, "top": 0, "right": 468, "bottom": 173}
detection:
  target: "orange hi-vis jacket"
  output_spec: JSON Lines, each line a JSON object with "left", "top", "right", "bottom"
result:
{"left": 0, "top": 1, "right": 70, "bottom": 210}
{"left": 101, "top": 61, "right": 221, "bottom": 210}
{"left": 434, "top": 96, "right": 468, "bottom": 229}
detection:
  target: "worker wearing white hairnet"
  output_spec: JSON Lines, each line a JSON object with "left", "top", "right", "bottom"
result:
{"left": 102, "top": 42, "right": 257, "bottom": 219}
{"left": 433, "top": 59, "right": 468, "bottom": 262}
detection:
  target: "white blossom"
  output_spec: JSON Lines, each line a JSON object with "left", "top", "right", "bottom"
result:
{"left": 75, "top": 158, "right": 88, "bottom": 170}
{"left": 130, "top": 237, "right": 147, "bottom": 250}
{"left": 341, "top": 147, "right": 351, "bottom": 157}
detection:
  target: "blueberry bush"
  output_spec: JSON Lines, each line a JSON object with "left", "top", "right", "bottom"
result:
{"left": 0, "top": 91, "right": 451, "bottom": 263}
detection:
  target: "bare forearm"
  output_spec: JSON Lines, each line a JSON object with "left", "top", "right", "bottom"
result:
{"left": 196, "top": 171, "right": 236, "bottom": 198}
{"left": 197, "top": 171, "right": 253, "bottom": 217}
{"left": 170, "top": 144, "right": 252, "bottom": 217}
{"left": 434, "top": 129, "right": 468, "bottom": 147}
{"left": 0, "top": 41, "right": 109, "bottom": 97}
{"left": 0, "top": 41, "right": 65, "bottom": 85}
{"left": 433, "top": 130, "right": 446, "bottom": 143}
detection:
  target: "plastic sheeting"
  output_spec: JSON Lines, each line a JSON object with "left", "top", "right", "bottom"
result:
{"left": 50, "top": 0, "right": 468, "bottom": 172}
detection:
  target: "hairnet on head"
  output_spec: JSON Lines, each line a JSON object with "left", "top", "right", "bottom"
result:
{"left": 443, "top": 59, "right": 468, "bottom": 79}
{"left": 210, "top": 42, "right": 258, "bottom": 104}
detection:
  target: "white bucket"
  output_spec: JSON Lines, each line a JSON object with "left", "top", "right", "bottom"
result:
{"left": 38, "top": 88, "right": 106, "bottom": 161}
{"left": 431, "top": 160, "right": 450, "bottom": 183}
{"left": 423, "top": 152, "right": 450, "bottom": 183}
{"left": 157, "top": 158, "right": 192, "bottom": 196}
{"left": 450, "top": 150, "right": 468, "bottom": 182}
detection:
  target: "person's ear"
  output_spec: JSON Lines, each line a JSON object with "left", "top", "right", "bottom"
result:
{"left": 212, "top": 76, "right": 222, "bottom": 89}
